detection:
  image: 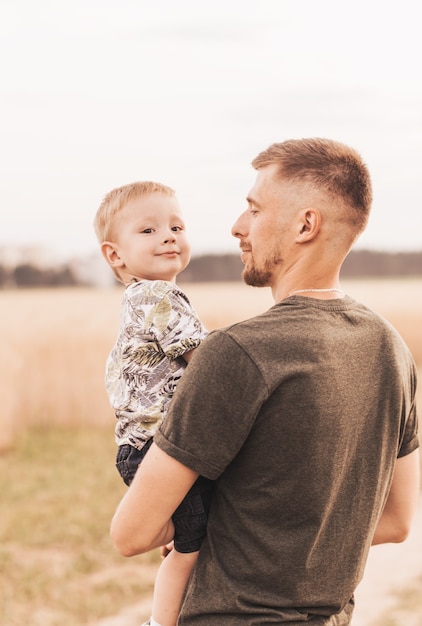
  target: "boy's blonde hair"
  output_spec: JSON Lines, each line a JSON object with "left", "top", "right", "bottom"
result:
{"left": 94, "top": 181, "right": 175, "bottom": 244}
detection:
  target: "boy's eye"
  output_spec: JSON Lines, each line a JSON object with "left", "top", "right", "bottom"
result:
{"left": 142, "top": 228, "right": 154, "bottom": 234}
{"left": 172, "top": 225, "right": 183, "bottom": 232}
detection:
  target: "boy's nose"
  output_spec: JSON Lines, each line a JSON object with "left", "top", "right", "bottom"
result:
{"left": 163, "top": 232, "right": 176, "bottom": 244}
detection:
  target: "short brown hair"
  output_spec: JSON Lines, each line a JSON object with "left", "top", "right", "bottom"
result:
{"left": 94, "top": 181, "right": 175, "bottom": 243}
{"left": 252, "top": 138, "right": 373, "bottom": 234}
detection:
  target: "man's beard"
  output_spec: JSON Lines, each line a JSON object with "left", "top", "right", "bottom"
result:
{"left": 242, "top": 253, "right": 280, "bottom": 287}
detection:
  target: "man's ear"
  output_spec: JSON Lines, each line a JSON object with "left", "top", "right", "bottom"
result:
{"left": 101, "top": 241, "right": 124, "bottom": 268}
{"left": 297, "top": 208, "right": 321, "bottom": 242}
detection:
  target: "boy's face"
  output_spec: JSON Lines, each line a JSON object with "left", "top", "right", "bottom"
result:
{"left": 108, "top": 192, "right": 191, "bottom": 283}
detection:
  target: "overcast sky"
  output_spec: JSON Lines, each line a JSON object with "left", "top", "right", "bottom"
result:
{"left": 1, "top": 0, "right": 421, "bottom": 261}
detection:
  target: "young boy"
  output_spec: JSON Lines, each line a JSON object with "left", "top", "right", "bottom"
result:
{"left": 94, "top": 181, "right": 212, "bottom": 626}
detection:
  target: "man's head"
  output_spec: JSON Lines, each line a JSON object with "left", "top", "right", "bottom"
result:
{"left": 251, "top": 138, "right": 372, "bottom": 235}
{"left": 232, "top": 138, "right": 372, "bottom": 292}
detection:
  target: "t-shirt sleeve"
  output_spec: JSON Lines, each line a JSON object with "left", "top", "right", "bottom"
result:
{"left": 129, "top": 281, "right": 207, "bottom": 360}
{"left": 397, "top": 360, "right": 419, "bottom": 458}
{"left": 155, "top": 330, "right": 269, "bottom": 480}
{"left": 156, "top": 286, "right": 207, "bottom": 359}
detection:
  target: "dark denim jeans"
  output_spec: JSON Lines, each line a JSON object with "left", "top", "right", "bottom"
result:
{"left": 116, "top": 442, "right": 213, "bottom": 553}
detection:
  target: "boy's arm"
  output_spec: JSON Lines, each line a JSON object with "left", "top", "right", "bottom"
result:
{"left": 371, "top": 448, "right": 420, "bottom": 545}
{"left": 110, "top": 442, "right": 199, "bottom": 557}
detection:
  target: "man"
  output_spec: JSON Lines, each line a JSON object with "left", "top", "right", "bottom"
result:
{"left": 111, "top": 138, "right": 420, "bottom": 625}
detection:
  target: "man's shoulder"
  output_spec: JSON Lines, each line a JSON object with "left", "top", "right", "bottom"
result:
{"left": 204, "top": 310, "right": 278, "bottom": 349}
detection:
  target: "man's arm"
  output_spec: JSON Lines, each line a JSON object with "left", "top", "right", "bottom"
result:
{"left": 372, "top": 448, "right": 420, "bottom": 545}
{"left": 110, "top": 442, "right": 199, "bottom": 556}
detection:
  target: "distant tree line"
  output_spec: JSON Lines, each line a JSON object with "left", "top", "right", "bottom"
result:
{"left": 341, "top": 249, "right": 422, "bottom": 277}
{"left": 0, "top": 250, "right": 421, "bottom": 288}
{"left": 181, "top": 250, "right": 422, "bottom": 282}
{"left": 0, "top": 262, "right": 77, "bottom": 288}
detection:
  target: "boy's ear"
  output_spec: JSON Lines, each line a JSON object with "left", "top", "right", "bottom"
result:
{"left": 101, "top": 241, "right": 124, "bottom": 268}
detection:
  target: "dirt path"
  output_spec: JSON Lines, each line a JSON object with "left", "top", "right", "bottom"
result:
{"left": 93, "top": 596, "right": 151, "bottom": 626}
{"left": 96, "top": 495, "right": 422, "bottom": 626}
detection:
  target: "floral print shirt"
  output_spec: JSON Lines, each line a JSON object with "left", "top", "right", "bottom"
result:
{"left": 106, "top": 280, "right": 207, "bottom": 449}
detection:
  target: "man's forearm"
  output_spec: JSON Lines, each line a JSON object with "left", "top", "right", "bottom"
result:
{"left": 111, "top": 501, "right": 175, "bottom": 557}
{"left": 371, "top": 449, "right": 420, "bottom": 546}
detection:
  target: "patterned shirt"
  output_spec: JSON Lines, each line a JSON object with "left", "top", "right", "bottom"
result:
{"left": 106, "top": 280, "right": 207, "bottom": 449}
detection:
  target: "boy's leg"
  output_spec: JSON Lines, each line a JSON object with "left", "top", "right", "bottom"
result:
{"left": 152, "top": 549, "right": 199, "bottom": 626}
{"left": 115, "top": 439, "right": 153, "bottom": 486}
{"left": 151, "top": 476, "right": 213, "bottom": 626}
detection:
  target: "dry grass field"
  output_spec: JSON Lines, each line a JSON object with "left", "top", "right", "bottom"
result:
{"left": 1, "top": 279, "right": 421, "bottom": 449}
{"left": 0, "top": 279, "right": 421, "bottom": 625}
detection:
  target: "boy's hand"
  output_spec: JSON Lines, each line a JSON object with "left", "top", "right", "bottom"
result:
{"left": 160, "top": 540, "right": 174, "bottom": 558}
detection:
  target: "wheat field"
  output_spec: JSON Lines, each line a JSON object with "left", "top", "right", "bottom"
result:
{"left": 0, "top": 279, "right": 421, "bottom": 450}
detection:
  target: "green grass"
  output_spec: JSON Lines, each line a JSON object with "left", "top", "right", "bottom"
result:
{"left": 2, "top": 425, "right": 421, "bottom": 625}
{"left": 0, "top": 427, "right": 159, "bottom": 625}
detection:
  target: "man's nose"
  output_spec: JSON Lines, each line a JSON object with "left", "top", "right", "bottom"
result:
{"left": 231, "top": 213, "right": 246, "bottom": 239}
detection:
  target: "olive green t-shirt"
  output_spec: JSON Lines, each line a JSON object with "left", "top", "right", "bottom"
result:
{"left": 156, "top": 295, "right": 419, "bottom": 625}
